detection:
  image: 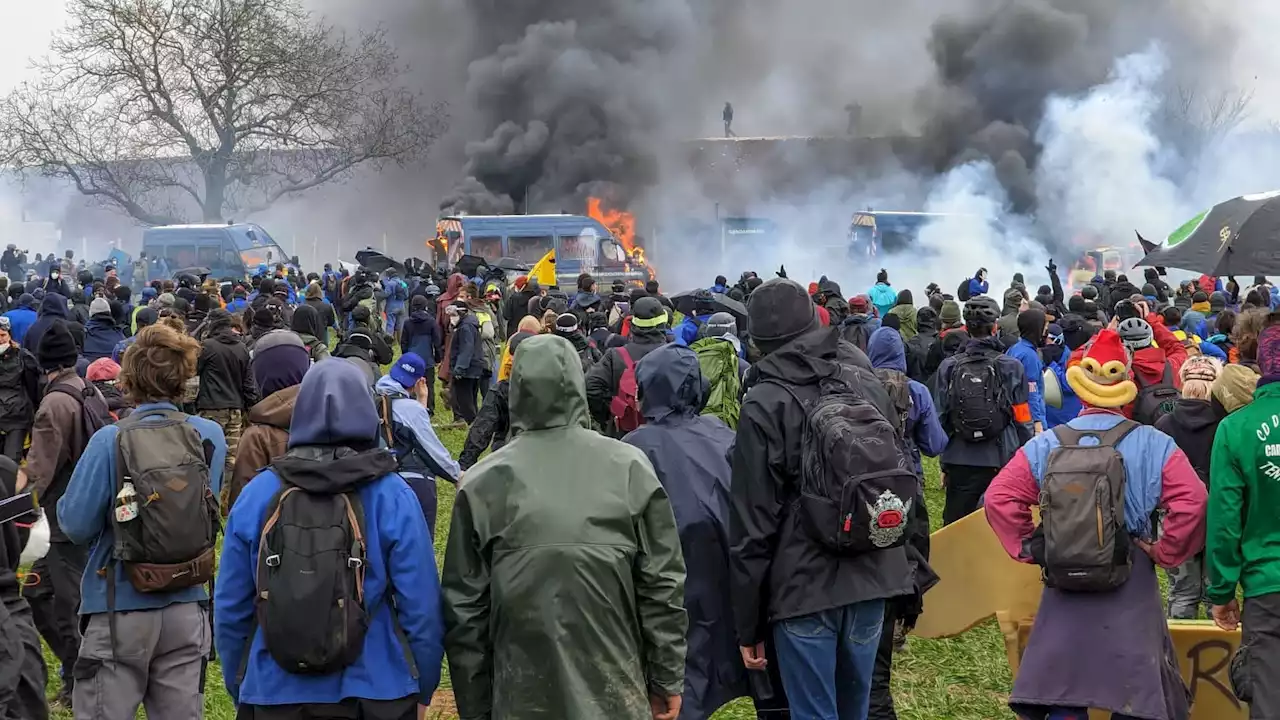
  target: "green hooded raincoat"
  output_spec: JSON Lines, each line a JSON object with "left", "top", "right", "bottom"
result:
{"left": 442, "top": 334, "right": 688, "bottom": 720}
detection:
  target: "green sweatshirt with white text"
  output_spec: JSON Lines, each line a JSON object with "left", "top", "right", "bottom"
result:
{"left": 1207, "top": 382, "right": 1280, "bottom": 605}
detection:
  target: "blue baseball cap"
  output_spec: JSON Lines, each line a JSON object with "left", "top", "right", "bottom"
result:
{"left": 390, "top": 352, "right": 426, "bottom": 388}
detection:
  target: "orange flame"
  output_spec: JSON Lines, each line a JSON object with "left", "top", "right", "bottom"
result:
{"left": 586, "top": 196, "right": 637, "bottom": 255}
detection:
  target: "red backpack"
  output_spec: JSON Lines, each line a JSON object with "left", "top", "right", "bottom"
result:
{"left": 609, "top": 347, "right": 644, "bottom": 434}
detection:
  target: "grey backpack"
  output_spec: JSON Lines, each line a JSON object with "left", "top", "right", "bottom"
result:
{"left": 112, "top": 409, "right": 219, "bottom": 593}
{"left": 1037, "top": 421, "right": 1137, "bottom": 592}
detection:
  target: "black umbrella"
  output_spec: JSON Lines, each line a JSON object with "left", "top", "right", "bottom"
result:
{"left": 670, "top": 289, "right": 749, "bottom": 325}
{"left": 355, "top": 249, "right": 404, "bottom": 274}
{"left": 494, "top": 257, "right": 530, "bottom": 272}
{"left": 454, "top": 254, "right": 491, "bottom": 280}
{"left": 171, "top": 266, "right": 212, "bottom": 281}
{"left": 1139, "top": 191, "right": 1280, "bottom": 275}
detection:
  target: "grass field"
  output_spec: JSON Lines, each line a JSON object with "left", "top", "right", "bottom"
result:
{"left": 38, "top": 394, "right": 1016, "bottom": 720}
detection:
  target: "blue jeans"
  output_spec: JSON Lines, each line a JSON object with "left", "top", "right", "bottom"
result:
{"left": 772, "top": 599, "right": 885, "bottom": 720}
{"left": 386, "top": 311, "right": 403, "bottom": 335}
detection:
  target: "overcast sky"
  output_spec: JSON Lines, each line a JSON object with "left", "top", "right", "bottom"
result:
{"left": 0, "top": 2, "right": 66, "bottom": 93}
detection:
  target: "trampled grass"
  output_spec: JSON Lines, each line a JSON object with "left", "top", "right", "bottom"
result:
{"left": 39, "top": 384, "right": 1013, "bottom": 720}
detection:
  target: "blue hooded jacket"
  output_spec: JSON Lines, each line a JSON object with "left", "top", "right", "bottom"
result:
{"left": 82, "top": 315, "right": 125, "bottom": 363}
{"left": 673, "top": 315, "right": 703, "bottom": 346}
{"left": 383, "top": 276, "right": 408, "bottom": 313}
{"left": 967, "top": 275, "right": 989, "bottom": 298}
{"left": 1006, "top": 337, "right": 1046, "bottom": 426}
{"left": 868, "top": 282, "right": 897, "bottom": 319}
{"left": 622, "top": 344, "right": 749, "bottom": 718}
{"left": 215, "top": 360, "right": 445, "bottom": 706}
{"left": 25, "top": 292, "right": 74, "bottom": 366}
{"left": 866, "top": 327, "right": 948, "bottom": 474}
{"left": 1, "top": 295, "right": 37, "bottom": 344}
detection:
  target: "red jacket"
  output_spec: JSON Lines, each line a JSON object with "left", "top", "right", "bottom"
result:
{"left": 1066, "top": 313, "right": 1187, "bottom": 418}
{"left": 816, "top": 305, "right": 830, "bottom": 327}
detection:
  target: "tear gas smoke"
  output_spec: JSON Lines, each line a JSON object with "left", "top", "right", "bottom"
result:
{"left": 229, "top": 1, "right": 1280, "bottom": 294}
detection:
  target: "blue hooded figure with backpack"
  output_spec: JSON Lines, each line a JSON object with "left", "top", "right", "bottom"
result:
{"left": 215, "top": 359, "right": 445, "bottom": 716}
{"left": 382, "top": 268, "right": 409, "bottom": 336}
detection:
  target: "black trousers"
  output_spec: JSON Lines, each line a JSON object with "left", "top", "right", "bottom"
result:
{"left": 25, "top": 541, "right": 86, "bottom": 687}
{"left": 237, "top": 695, "right": 417, "bottom": 720}
{"left": 0, "top": 431, "right": 23, "bottom": 466}
{"left": 451, "top": 376, "right": 480, "bottom": 424}
{"left": 941, "top": 464, "right": 1000, "bottom": 526}
{"left": 1242, "top": 592, "right": 1280, "bottom": 719}
{"left": 0, "top": 599, "right": 48, "bottom": 720}
{"left": 422, "top": 367, "right": 437, "bottom": 416}
{"left": 868, "top": 601, "right": 898, "bottom": 720}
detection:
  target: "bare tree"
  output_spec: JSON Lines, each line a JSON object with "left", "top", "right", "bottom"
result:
{"left": 1158, "top": 82, "right": 1252, "bottom": 152}
{"left": 0, "top": 0, "right": 448, "bottom": 225}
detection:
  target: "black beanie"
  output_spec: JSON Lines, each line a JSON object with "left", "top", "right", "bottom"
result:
{"left": 747, "top": 278, "right": 818, "bottom": 349}
{"left": 882, "top": 313, "right": 901, "bottom": 331}
{"left": 38, "top": 320, "right": 79, "bottom": 371}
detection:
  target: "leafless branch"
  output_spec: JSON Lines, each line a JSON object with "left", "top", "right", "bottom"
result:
{"left": 0, "top": 0, "right": 448, "bottom": 225}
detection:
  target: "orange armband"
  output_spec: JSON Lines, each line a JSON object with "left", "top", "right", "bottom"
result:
{"left": 1012, "top": 403, "right": 1032, "bottom": 424}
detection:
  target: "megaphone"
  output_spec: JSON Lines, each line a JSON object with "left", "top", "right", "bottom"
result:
{"left": 1043, "top": 367, "right": 1063, "bottom": 409}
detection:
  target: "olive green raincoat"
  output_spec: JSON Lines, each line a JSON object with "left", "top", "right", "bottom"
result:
{"left": 442, "top": 334, "right": 688, "bottom": 720}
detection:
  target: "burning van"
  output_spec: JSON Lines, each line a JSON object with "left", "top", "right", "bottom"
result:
{"left": 432, "top": 213, "right": 651, "bottom": 288}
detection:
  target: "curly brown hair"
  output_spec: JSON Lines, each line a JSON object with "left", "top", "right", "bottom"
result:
{"left": 119, "top": 324, "right": 201, "bottom": 404}
{"left": 1234, "top": 307, "right": 1271, "bottom": 365}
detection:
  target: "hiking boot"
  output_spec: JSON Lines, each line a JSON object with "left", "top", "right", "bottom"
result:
{"left": 50, "top": 684, "right": 73, "bottom": 710}
{"left": 892, "top": 619, "right": 908, "bottom": 651}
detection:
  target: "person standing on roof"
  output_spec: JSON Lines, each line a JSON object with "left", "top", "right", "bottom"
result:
{"left": 723, "top": 101, "right": 735, "bottom": 137}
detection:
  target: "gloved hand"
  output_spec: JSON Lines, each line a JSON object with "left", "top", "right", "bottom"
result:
{"left": 1046, "top": 259, "right": 1058, "bottom": 275}
{"left": 776, "top": 265, "right": 787, "bottom": 279}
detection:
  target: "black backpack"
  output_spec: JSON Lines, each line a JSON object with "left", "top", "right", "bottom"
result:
{"left": 255, "top": 478, "right": 372, "bottom": 675}
{"left": 947, "top": 353, "right": 1011, "bottom": 442}
{"left": 767, "top": 366, "right": 918, "bottom": 555}
{"left": 957, "top": 279, "right": 972, "bottom": 302}
{"left": 1132, "top": 362, "right": 1179, "bottom": 425}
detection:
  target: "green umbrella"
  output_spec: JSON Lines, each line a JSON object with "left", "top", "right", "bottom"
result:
{"left": 1139, "top": 190, "right": 1280, "bottom": 275}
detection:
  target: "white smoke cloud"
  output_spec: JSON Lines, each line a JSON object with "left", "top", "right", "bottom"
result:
{"left": 1034, "top": 44, "right": 1186, "bottom": 249}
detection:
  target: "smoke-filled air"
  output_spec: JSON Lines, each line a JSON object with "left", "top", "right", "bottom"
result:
{"left": 8, "top": 0, "right": 1280, "bottom": 291}
{"left": 335, "top": 0, "right": 1274, "bottom": 294}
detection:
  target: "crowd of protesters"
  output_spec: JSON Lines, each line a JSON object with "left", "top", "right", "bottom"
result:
{"left": 0, "top": 245, "right": 1275, "bottom": 720}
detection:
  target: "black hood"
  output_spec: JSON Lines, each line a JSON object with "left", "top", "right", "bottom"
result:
{"left": 817, "top": 277, "right": 843, "bottom": 298}
{"left": 40, "top": 292, "right": 68, "bottom": 319}
{"left": 290, "top": 303, "right": 325, "bottom": 339}
{"left": 754, "top": 326, "right": 872, "bottom": 386}
{"left": 1016, "top": 309, "right": 1046, "bottom": 347}
{"left": 271, "top": 445, "right": 398, "bottom": 494}
{"left": 1169, "top": 398, "right": 1224, "bottom": 432}
{"left": 916, "top": 306, "right": 939, "bottom": 335}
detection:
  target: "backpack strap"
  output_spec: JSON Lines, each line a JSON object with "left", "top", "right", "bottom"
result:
{"left": 1052, "top": 419, "right": 1139, "bottom": 448}
{"left": 617, "top": 346, "right": 635, "bottom": 372}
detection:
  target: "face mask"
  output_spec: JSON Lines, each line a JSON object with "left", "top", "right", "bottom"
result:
{"left": 450, "top": 316, "right": 460, "bottom": 327}
{"left": 0, "top": 344, "right": 9, "bottom": 354}
{"left": 50, "top": 272, "right": 58, "bottom": 279}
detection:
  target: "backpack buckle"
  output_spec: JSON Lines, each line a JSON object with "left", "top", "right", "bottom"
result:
{"left": 347, "top": 557, "right": 363, "bottom": 569}
{"left": 264, "top": 554, "right": 281, "bottom": 567}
